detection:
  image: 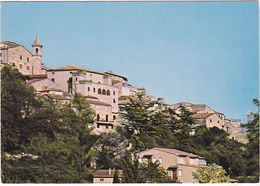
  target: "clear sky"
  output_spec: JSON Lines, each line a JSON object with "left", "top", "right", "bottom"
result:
{"left": 1, "top": 1, "right": 259, "bottom": 122}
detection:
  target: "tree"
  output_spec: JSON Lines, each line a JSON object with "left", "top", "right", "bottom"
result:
{"left": 1, "top": 65, "right": 57, "bottom": 154}
{"left": 119, "top": 151, "right": 176, "bottom": 183}
{"left": 241, "top": 98, "right": 259, "bottom": 182}
{"left": 192, "top": 163, "right": 231, "bottom": 183}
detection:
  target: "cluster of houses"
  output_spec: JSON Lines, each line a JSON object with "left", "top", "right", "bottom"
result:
{"left": 0, "top": 37, "right": 246, "bottom": 183}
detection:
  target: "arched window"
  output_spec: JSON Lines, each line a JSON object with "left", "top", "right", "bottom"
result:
{"left": 26, "top": 66, "right": 30, "bottom": 70}
{"left": 102, "top": 89, "right": 106, "bottom": 95}
{"left": 19, "top": 64, "right": 23, "bottom": 69}
{"left": 107, "top": 90, "right": 110, "bottom": 95}
{"left": 98, "top": 88, "right": 102, "bottom": 94}
{"left": 36, "top": 48, "right": 39, "bottom": 55}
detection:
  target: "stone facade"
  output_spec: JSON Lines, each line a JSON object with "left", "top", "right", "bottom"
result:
{"left": 0, "top": 37, "right": 46, "bottom": 75}
{"left": 137, "top": 147, "right": 207, "bottom": 183}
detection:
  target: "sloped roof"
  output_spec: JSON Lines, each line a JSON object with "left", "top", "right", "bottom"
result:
{"left": 87, "top": 99, "right": 111, "bottom": 106}
{"left": 38, "top": 88, "right": 65, "bottom": 93}
{"left": 48, "top": 66, "right": 105, "bottom": 75}
{"left": 152, "top": 147, "right": 203, "bottom": 158}
{"left": 32, "top": 36, "right": 42, "bottom": 47}
{"left": 105, "top": 71, "right": 128, "bottom": 81}
{"left": 92, "top": 169, "right": 124, "bottom": 178}
{"left": 1, "top": 41, "right": 20, "bottom": 49}
{"left": 192, "top": 113, "right": 215, "bottom": 119}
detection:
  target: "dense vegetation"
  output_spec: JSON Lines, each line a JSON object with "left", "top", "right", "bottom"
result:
{"left": 1, "top": 65, "right": 259, "bottom": 183}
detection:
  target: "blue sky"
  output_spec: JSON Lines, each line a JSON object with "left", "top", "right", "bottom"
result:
{"left": 1, "top": 2, "right": 259, "bottom": 122}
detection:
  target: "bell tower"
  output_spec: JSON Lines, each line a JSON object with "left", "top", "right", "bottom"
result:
{"left": 32, "top": 34, "right": 43, "bottom": 57}
{"left": 32, "top": 34, "right": 43, "bottom": 74}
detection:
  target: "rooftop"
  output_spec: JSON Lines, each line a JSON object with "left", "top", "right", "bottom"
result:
{"left": 192, "top": 113, "right": 215, "bottom": 119}
{"left": 92, "top": 169, "right": 124, "bottom": 178}
{"left": 48, "top": 66, "right": 105, "bottom": 75}
{"left": 151, "top": 147, "right": 204, "bottom": 158}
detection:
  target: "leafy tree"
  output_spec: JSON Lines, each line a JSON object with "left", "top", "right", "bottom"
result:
{"left": 1, "top": 65, "right": 57, "bottom": 154}
{"left": 241, "top": 98, "right": 259, "bottom": 182}
{"left": 119, "top": 151, "right": 175, "bottom": 183}
{"left": 192, "top": 163, "right": 231, "bottom": 183}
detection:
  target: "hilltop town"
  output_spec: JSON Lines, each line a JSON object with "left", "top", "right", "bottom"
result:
{"left": 0, "top": 37, "right": 257, "bottom": 183}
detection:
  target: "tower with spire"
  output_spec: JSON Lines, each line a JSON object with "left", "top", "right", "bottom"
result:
{"left": 32, "top": 34, "right": 43, "bottom": 74}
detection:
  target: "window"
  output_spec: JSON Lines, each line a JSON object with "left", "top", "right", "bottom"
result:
{"left": 113, "top": 99, "right": 116, "bottom": 103}
{"left": 93, "top": 88, "right": 95, "bottom": 92}
{"left": 27, "top": 57, "right": 29, "bottom": 62}
{"left": 19, "top": 64, "right": 23, "bottom": 69}
{"left": 178, "top": 170, "right": 183, "bottom": 177}
{"left": 90, "top": 74, "right": 92, "bottom": 76}
{"left": 36, "top": 48, "right": 39, "bottom": 55}
{"left": 111, "top": 125, "right": 114, "bottom": 129}
{"left": 98, "top": 89, "right": 101, "bottom": 94}
{"left": 232, "top": 137, "right": 235, "bottom": 140}
{"left": 52, "top": 72, "right": 55, "bottom": 74}
{"left": 106, "top": 125, "right": 108, "bottom": 129}
{"left": 178, "top": 157, "right": 184, "bottom": 164}
{"left": 76, "top": 77, "right": 78, "bottom": 81}
{"left": 113, "top": 115, "right": 116, "bottom": 120}
{"left": 98, "top": 81, "right": 100, "bottom": 84}
{"left": 97, "top": 124, "right": 100, "bottom": 128}
{"left": 107, "top": 90, "right": 110, "bottom": 95}
{"left": 158, "top": 158, "right": 162, "bottom": 164}
{"left": 102, "top": 89, "right": 106, "bottom": 95}
{"left": 97, "top": 114, "right": 100, "bottom": 121}
{"left": 20, "top": 55, "right": 22, "bottom": 60}
{"left": 88, "top": 87, "right": 90, "bottom": 91}
{"left": 26, "top": 66, "right": 30, "bottom": 70}
{"left": 217, "top": 120, "right": 219, "bottom": 123}
{"left": 113, "top": 91, "right": 115, "bottom": 95}
{"left": 210, "top": 119, "right": 212, "bottom": 122}
{"left": 100, "top": 179, "right": 104, "bottom": 182}
{"left": 106, "top": 115, "right": 108, "bottom": 122}
{"left": 51, "top": 78, "right": 55, "bottom": 82}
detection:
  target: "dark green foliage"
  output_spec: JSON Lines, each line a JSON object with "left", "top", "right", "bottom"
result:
{"left": 1, "top": 65, "right": 99, "bottom": 183}
{"left": 241, "top": 99, "right": 259, "bottom": 182}
{"left": 113, "top": 169, "right": 120, "bottom": 183}
{"left": 119, "top": 152, "right": 176, "bottom": 183}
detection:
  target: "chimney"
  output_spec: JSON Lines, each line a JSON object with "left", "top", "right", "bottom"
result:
{"left": 108, "top": 168, "right": 111, "bottom": 175}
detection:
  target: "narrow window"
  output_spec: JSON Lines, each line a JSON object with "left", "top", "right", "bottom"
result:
{"left": 88, "top": 87, "right": 90, "bottom": 91}
{"left": 19, "top": 64, "right": 22, "bottom": 69}
{"left": 97, "top": 114, "right": 100, "bottom": 121}
{"left": 111, "top": 125, "right": 114, "bottom": 129}
{"left": 113, "top": 99, "right": 116, "bottom": 103}
{"left": 93, "top": 88, "right": 95, "bottom": 92}
{"left": 113, "top": 91, "right": 115, "bottom": 95}
{"left": 100, "top": 179, "right": 104, "bottom": 182}
{"left": 106, "top": 115, "right": 108, "bottom": 121}
{"left": 102, "top": 89, "right": 106, "bottom": 95}
{"left": 106, "top": 125, "right": 108, "bottom": 129}
{"left": 27, "top": 57, "right": 29, "bottom": 62}
{"left": 178, "top": 170, "right": 183, "bottom": 177}
{"left": 76, "top": 77, "right": 78, "bottom": 81}
{"left": 36, "top": 48, "right": 39, "bottom": 55}
{"left": 210, "top": 119, "right": 212, "bottom": 122}
{"left": 107, "top": 90, "right": 110, "bottom": 95}
{"left": 26, "top": 66, "right": 30, "bottom": 70}
{"left": 98, "top": 89, "right": 101, "bottom": 94}
{"left": 217, "top": 120, "right": 219, "bottom": 123}
{"left": 20, "top": 55, "right": 22, "bottom": 60}
{"left": 98, "top": 81, "right": 100, "bottom": 84}
{"left": 51, "top": 78, "right": 55, "bottom": 82}
{"left": 97, "top": 124, "right": 100, "bottom": 128}
{"left": 113, "top": 115, "right": 116, "bottom": 120}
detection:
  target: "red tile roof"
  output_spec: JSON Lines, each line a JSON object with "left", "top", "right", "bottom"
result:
{"left": 87, "top": 99, "right": 111, "bottom": 106}
{"left": 153, "top": 147, "right": 203, "bottom": 158}
{"left": 48, "top": 66, "right": 104, "bottom": 75}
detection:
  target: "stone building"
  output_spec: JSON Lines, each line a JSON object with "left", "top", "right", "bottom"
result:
{"left": 0, "top": 36, "right": 47, "bottom": 75}
{"left": 137, "top": 147, "right": 207, "bottom": 183}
